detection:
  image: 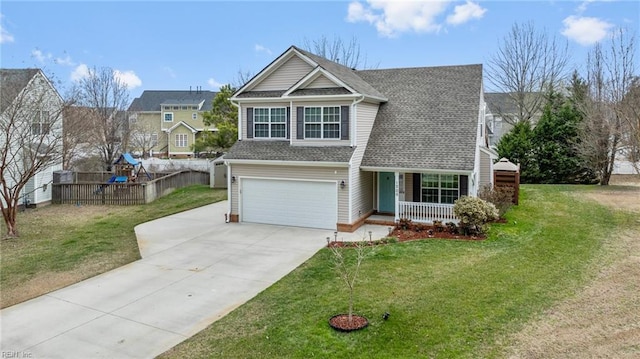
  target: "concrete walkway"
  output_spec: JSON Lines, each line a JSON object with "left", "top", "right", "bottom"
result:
{"left": 0, "top": 201, "right": 389, "bottom": 359}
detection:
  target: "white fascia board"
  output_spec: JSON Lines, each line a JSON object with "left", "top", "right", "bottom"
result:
{"left": 234, "top": 94, "right": 362, "bottom": 102}
{"left": 224, "top": 159, "right": 350, "bottom": 168}
{"left": 168, "top": 121, "right": 197, "bottom": 133}
{"left": 480, "top": 145, "right": 499, "bottom": 158}
{"left": 360, "top": 166, "right": 473, "bottom": 175}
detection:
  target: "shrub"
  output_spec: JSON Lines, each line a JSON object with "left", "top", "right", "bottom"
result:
{"left": 453, "top": 196, "right": 499, "bottom": 235}
{"left": 445, "top": 221, "right": 458, "bottom": 234}
{"left": 478, "top": 184, "right": 515, "bottom": 218}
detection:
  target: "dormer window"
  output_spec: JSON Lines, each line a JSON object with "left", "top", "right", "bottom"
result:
{"left": 254, "top": 107, "right": 286, "bottom": 138}
{"left": 304, "top": 106, "right": 340, "bottom": 139}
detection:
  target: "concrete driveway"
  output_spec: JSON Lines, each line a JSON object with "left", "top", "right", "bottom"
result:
{"left": 0, "top": 201, "right": 388, "bottom": 359}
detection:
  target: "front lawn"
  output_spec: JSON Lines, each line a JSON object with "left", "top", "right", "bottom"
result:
{"left": 160, "top": 185, "right": 637, "bottom": 358}
{"left": 0, "top": 185, "right": 226, "bottom": 308}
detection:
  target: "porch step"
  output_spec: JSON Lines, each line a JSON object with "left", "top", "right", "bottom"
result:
{"left": 364, "top": 215, "right": 396, "bottom": 226}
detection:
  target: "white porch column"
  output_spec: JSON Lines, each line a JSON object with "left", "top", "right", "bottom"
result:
{"left": 394, "top": 171, "right": 399, "bottom": 223}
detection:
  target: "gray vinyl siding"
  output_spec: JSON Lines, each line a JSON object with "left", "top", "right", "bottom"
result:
{"left": 24, "top": 177, "right": 35, "bottom": 205}
{"left": 479, "top": 150, "right": 492, "bottom": 188}
{"left": 253, "top": 56, "right": 314, "bottom": 91}
{"left": 290, "top": 101, "right": 352, "bottom": 145}
{"left": 349, "top": 101, "right": 379, "bottom": 221}
{"left": 229, "top": 164, "right": 350, "bottom": 224}
{"left": 306, "top": 75, "right": 338, "bottom": 89}
{"left": 239, "top": 102, "right": 290, "bottom": 140}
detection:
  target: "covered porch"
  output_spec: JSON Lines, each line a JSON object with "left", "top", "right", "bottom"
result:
{"left": 369, "top": 170, "right": 470, "bottom": 224}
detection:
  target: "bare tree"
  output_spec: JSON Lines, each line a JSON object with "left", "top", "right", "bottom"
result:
{"left": 61, "top": 105, "right": 95, "bottom": 169}
{"left": 72, "top": 67, "right": 130, "bottom": 170}
{"left": 302, "top": 35, "right": 374, "bottom": 69}
{"left": 486, "top": 21, "right": 569, "bottom": 124}
{"left": 619, "top": 77, "right": 640, "bottom": 174}
{"left": 1, "top": 69, "right": 67, "bottom": 238}
{"left": 233, "top": 68, "right": 254, "bottom": 89}
{"left": 577, "top": 29, "right": 637, "bottom": 185}
{"left": 128, "top": 115, "right": 158, "bottom": 159}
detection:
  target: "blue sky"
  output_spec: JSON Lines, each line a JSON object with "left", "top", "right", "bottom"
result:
{"left": 1, "top": 1, "right": 638, "bottom": 100}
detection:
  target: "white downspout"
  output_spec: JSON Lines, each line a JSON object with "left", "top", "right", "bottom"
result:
{"left": 226, "top": 162, "right": 232, "bottom": 222}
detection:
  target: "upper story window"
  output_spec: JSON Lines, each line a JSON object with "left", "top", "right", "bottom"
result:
{"left": 304, "top": 106, "right": 340, "bottom": 139}
{"left": 422, "top": 174, "right": 459, "bottom": 204}
{"left": 192, "top": 113, "right": 197, "bottom": 120}
{"left": 164, "top": 112, "right": 173, "bottom": 122}
{"left": 175, "top": 133, "right": 187, "bottom": 148}
{"left": 32, "top": 110, "right": 50, "bottom": 135}
{"left": 254, "top": 107, "right": 286, "bottom": 138}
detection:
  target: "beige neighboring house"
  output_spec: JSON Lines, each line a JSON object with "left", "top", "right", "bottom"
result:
{"left": 127, "top": 90, "right": 217, "bottom": 158}
{"left": 0, "top": 68, "right": 64, "bottom": 207}
{"left": 224, "top": 46, "right": 497, "bottom": 232}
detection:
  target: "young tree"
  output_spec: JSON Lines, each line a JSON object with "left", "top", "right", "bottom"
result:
{"left": 486, "top": 21, "right": 569, "bottom": 125}
{"left": 576, "top": 29, "right": 637, "bottom": 185}
{"left": 192, "top": 84, "right": 238, "bottom": 153}
{"left": 1, "top": 69, "right": 67, "bottom": 238}
{"left": 72, "top": 67, "right": 130, "bottom": 170}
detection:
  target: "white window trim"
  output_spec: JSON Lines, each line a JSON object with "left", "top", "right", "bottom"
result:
{"left": 164, "top": 112, "right": 174, "bottom": 122}
{"left": 421, "top": 174, "right": 460, "bottom": 204}
{"left": 175, "top": 133, "right": 188, "bottom": 148}
{"left": 254, "top": 107, "right": 287, "bottom": 139}
{"left": 303, "top": 106, "right": 341, "bottom": 140}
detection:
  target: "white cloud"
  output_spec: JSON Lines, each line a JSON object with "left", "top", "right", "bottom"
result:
{"left": 255, "top": 44, "right": 272, "bottom": 55}
{"left": 55, "top": 54, "right": 75, "bottom": 66}
{"left": 561, "top": 15, "right": 613, "bottom": 46}
{"left": 70, "top": 64, "right": 90, "bottom": 82}
{"left": 0, "top": 14, "right": 13, "bottom": 44}
{"left": 208, "top": 78, "right": 224, "bottom": 90}
{"left": 347, "top": 0, "right": 451, "bottom": 37}
{"left": 31, "top": 49, "right": 52, "bottom": 64}
{"left": 446, "top": 1, "right": 486, "bottom": 25}
{"left": 114, "top": 69, "right": 142, "bottom": 89}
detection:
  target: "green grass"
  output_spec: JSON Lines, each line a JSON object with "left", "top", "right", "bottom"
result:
{"left": 160, "top": 185, "right": 637, "bottom": 359}
{"left": 0, "top": 185, "right": 226, "bottom": 308}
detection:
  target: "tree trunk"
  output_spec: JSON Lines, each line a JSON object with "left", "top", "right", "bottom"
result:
{"left": 2, "top": 205, "right": 18, "bottom": 238}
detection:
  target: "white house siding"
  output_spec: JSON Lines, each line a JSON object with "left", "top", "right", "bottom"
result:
{"left": 252, "top": 56, "right": 313, "bottom": 91}
{"left": 349, "top": 101, "right": 379, "bottom": 222}
{"left": 229, "top": 164, "right": 350, "bottom": 224}
{"left": 479, "top": 150, "right": 492, "bottom": 189}
{"left": 33, "top": 163, "right": 61, "bottom": 204}
{"left": 306, "top": 75, "right": 338, "bottom": 89}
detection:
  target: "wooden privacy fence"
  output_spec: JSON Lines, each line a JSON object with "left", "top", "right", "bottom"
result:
{"left": 52, "top": 170, "right": 209, "bottom": 205}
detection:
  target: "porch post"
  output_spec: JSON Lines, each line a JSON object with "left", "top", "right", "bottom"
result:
{"left": 394, "top": 171, "right": 399, "bottom": 223}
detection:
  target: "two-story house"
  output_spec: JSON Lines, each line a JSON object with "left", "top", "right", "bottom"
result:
{"left": 0, "top": 68, "right": 64, "bottom": 207}
{"left": 224, "top": 46, "right": 497, "bottom": 231}
{"left": 128, "top": 89, "right": 216, "bottom": 158}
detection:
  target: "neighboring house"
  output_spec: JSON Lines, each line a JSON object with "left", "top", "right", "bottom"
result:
{"left": 0, "top": 68, "right": 64, "bottom": 207}
{"left": 484, "top": 92, "right": 543, "bottom": 147}
{"left": 127, "top": 89, "right": 217, "bottom": 158}
{"left": 224, "top": 46, "right": 497, "bottom": 231}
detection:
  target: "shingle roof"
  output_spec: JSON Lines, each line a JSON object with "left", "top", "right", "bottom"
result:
{"left": 225, "top": 140, "right": 355, "bottom": 163}
{"left": 0, "top": 69, "right": 40, "bottom": 112}
{"left": 485, "top": 92, "right": 519, "bottom": 114}
{"left": 236, "top": 90, "right": 286, "bottom": 98}
{"left": 128, "top": 90, "right": 216, "bottom": 112}
{"left": 289, "top": 87, "right": 352, "bottom": 96}
{"left": 358, "top": 64, "right": 483, "bottom": 171}
{"left": 292, "top": 46, "right": 387, "bottom": 100}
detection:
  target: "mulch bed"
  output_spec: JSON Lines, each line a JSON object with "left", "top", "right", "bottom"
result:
{"left": 327, "top": 223, "right": 491, "bottom": 248}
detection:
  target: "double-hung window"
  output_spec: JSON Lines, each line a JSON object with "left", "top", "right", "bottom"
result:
{"left": 164, "top": 112, "right": 173, "bottom": 122}
{"left": 31, "top": 110, "right": 50, "bottom": 135}
{"left": 421, "top": 174, "right": 459, "bottom": 204}
{"left": 304, "top": 106, "right": 340, "bottom": 139}
{"left": 254, "top": 107, "right": 286, "bottom": 138}
{"left": 175, "top": 133, "right": 187, "bottom": 148}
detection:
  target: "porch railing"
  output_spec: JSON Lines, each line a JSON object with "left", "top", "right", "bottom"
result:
{"left": 397, "top": 201, "right": 457, "bottom": 223}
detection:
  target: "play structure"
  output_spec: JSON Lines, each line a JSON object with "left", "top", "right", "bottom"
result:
{"left": 96, "top": 153, "right": 151, "bottom": 194}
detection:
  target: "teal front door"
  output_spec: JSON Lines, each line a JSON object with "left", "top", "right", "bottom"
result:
{"left": 378, "top": 172, "right": 395, "bottom": 213}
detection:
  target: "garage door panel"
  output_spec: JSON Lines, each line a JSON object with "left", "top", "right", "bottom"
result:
{"left": 241, "top": 178, "right": 337, "bottom": 230}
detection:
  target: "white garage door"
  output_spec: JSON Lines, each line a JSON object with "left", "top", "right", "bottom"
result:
{"left": 241, "top": 178, "right": 337, "bottom": 230}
